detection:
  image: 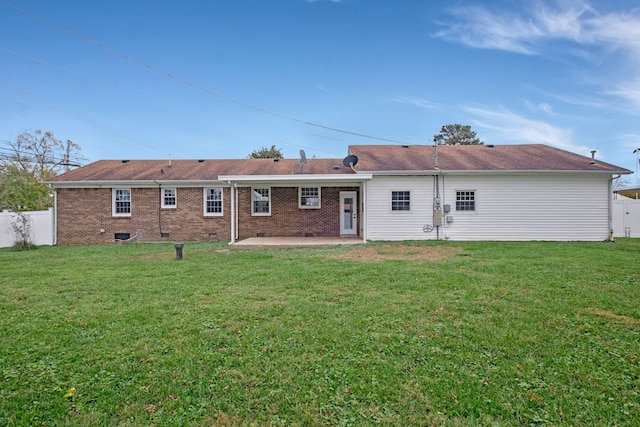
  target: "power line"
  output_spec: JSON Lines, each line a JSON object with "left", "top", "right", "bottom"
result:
{"left": 0, "top": 0, "right": 412, "bottom": 146}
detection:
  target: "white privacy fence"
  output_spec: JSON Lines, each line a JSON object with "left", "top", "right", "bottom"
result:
{"left": 612, "top": 199, "right": 640, "bottom": 238}
{"left": 0, "top": 209, "right": 55, "bottom": 248}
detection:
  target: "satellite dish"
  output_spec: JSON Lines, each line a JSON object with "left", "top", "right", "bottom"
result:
{"left": 343, "top": 155, "right": 358, "bottom": 167}
{"left": 299, "top": 149, "right": 308, "bottom": 164}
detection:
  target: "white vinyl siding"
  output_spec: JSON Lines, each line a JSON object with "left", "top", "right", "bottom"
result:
{"left": 366, "top": 177, "right": 432, "bottom": 240}
{"left": 365, "top": 174, "right": 612, "bottom": 241}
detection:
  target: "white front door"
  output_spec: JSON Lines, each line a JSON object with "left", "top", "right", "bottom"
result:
{"left": 340, "top": 191, "right": 357, "bottom": 236}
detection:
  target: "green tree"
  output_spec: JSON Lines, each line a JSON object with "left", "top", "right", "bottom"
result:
{"left": 0, "top": 130, "right": 84, "bottom": 211}
{"left": 248, "top": 145, "right": 284, "bottom": 159}
{"left": 434, "top": 124, "right": 484, "bottom": 145}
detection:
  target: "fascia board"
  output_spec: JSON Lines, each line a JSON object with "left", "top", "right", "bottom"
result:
{"left": 362, "top": 169, "right": 631, "bottom": 176}
{"left": 45, "top": 180, "right": 230, "bottom": 188}
{"left": 218, "top": 174, "right": 372, "bottom": 184}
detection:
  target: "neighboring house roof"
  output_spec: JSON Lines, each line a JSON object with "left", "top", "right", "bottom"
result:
{"left": 615, "top": 185, "right": 640, "bottom": 199}
{"left": 349, "top": 144, "right": 631, "bottom": 174}
{"left": 46, "top": 158, "right": 354, "bottom": 186}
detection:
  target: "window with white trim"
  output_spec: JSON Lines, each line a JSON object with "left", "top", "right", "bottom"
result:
{"left": 162, "top": 188, "right": 176, "bottom": 208}
{"left": 456, "top": 190, "right": 476, "bottom": 211}
{"left": 113, "top": 188, "right": 131, "bottom": 216}
{"left": 252, "top": 187, "right": 271, "bottom": 215}
{"left": 204, "top": 188, "right": 223, "bottom": 216}
{"left": 299, "top": 187, "right": 320, "bottom": 208}
{"left": 391, "top": 190, "right": 411, "bottom": 211}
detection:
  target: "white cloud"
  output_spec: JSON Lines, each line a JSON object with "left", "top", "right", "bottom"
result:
{"left": 433, "top": 6, "right": 542, "bottom": 55}
{"left": 462, "top": 105, "right": 593, "bottom": 155}
{"left": 606, "top": 79, "right": 640, "bottom": 111}
{"left": 435, "top": 2, "right": 640, "bottom": 112}
{"left": 524, "top": 100, "right": 554, "bottom": 114}
{"left": 392, "top": 96, "right": 441, "bottom": 109}
{"left": 434, "top": 2, "right": 640, "bottom": 59}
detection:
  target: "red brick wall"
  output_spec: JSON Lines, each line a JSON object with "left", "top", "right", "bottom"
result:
{"left": 236, "top": 186, "right": 359, "bottom": 239}
{"left": 55, "top": 187, "right": 231, "bottom": 244}
{"left": 55, "top": 185, "right": 360, "bottom": 244}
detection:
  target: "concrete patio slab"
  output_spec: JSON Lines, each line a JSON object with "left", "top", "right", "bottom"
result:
{"left": 231, "top": 236, "right": 365, "bottom": 250}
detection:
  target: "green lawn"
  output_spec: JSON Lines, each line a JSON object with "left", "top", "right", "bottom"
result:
{"left": 1, "top": 240, "right": 638, "bottom": 426}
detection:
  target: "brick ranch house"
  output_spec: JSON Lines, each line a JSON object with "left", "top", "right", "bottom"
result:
{"left": 46, "top": 144, "right": 630, "bottom": 244}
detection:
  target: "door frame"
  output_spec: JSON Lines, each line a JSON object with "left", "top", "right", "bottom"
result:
{"left": 339, "top": 191, "right": 358, "bottom": 236}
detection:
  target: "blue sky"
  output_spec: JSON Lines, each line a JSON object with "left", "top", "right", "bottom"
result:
{"left": 1, "top": 0, "right": 639, "bottom": 182}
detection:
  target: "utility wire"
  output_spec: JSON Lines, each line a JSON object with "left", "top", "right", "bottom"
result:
{"left": 0, "top": 0, "right": 411, "bottom": 146}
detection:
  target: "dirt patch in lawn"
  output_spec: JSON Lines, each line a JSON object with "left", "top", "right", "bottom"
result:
{"left": 586, "top": 308, "right": 640, "bottom": 328}
{"left": 330, "top": 244, "right": 463, "bottom": 261}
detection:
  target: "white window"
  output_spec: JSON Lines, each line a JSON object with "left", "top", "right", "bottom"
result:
{"left": 299, "top": 187, "right": 320, "bottom": 209}
{"left": 113, "top": 188, "right": 131, "bottom": 216}
{"left": 391, "top": 191, "right": 411, "bottom": 211}
{"left": 162, "top": 188, "right": 176, "bottom": 208}
{"left": 252, "top": 187, "right": 271, "bottom": 215}
{"left": 456, "top": 191, "right": 476, "bottom": 211}
{"left": 204, "top": 188, "right": 223, "bottom": 216}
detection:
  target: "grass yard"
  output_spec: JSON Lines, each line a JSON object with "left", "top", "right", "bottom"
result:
{"left": 1, "top": 239, "right": 639, "bottom": 426}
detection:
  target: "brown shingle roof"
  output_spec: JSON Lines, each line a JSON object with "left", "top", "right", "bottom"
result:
{"left": 47, "top": 144, "right": 630, "bottom": 185}
{"left": 47, "top": 158, "right": 352, "bottom": 183}
{"left": 349, "top": 144, "right": 630, "bottom": 173}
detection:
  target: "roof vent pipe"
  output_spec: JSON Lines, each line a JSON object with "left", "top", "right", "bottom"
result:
{"left": 590, "top": 150, "right": 596, "bottom": 165}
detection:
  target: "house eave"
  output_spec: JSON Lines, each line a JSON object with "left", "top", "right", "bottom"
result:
{"left": 45, "top": 180, "right": 230, "bottom": 189}
{"left": 359, "top": 169, "right": 632, "bottom": 176}
{"left": 218, "top": 174, "right": 373, "bottom": 185}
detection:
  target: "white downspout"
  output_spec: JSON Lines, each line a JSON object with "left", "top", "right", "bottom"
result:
{"left": 52, "top": 187, "right": 57, "bottom": 245}
{"left": 235, "top": 184, "right": 239, "bottom": 241}
{"left": 609, "top": 175, "right": 620, "bottom": 241}
{"left": 362, "top": 181, "right": 367, "bottom": 243}
{"left": 229, "top": 182, "right": 236, "bottom": 245}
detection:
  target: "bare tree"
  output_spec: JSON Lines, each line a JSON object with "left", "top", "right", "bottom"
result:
{"left": 0, "top": 130, "right": 85, "bottom": 210}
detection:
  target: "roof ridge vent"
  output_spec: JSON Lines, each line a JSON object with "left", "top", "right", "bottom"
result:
{"left": 486, "top": 144, "right": 494, "bottom": 148}
{"left": 122, "top": 160, "right": 129, "bottom": 163}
